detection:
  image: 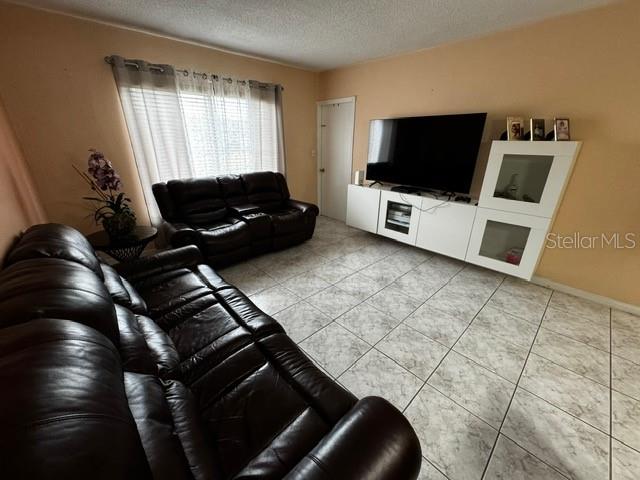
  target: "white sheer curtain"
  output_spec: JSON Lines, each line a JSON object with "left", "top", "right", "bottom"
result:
{"left": 111, "top": 56, "right": 285, "bottom": 225}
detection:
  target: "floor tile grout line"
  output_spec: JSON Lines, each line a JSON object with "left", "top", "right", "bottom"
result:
{"left": 495, "top": 433, "right": 572, "bottom": 480}
{"left": 442, "top": 344, "right": 519, "bottom": 386}
{"left": 289, "top": 249, "right": 432, "bottom": 356}
{"left": 400, "top": 320, "right": 455, "bottom": 350}
{"left": 611, "top": 437, "right": 640, "bottom": 457}
{"left": 421, "top": 456, "right": 452, "bottom": 480}
{"left": 425, "top": 382, "right": 501, "bottom": 431}
{"left": 330, "top": 263, "right": 505, "bottom": 396}
{"left": 537, "top": 323, "right": 611, "bottom": 356}
{"left": 515, "top": 383, "right": 610, "bottom": 436}
{"left": 479, "top": 290, "right": 553, "bottom": 480}
{"left": 321, "top": 255, "right": 469, "bottom": 388}
{"left": 400, "top": 272, "right": 507, "bottom": 415}
{"left": 525, "top": 349, "right": 611, "bottom": 390}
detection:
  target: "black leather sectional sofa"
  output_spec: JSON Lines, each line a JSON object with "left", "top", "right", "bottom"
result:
{"left": 153, "top": 171, "right": 318, "bottom": 267}
{"left": 0, "top": 223, "right": 421, "bottom": 479}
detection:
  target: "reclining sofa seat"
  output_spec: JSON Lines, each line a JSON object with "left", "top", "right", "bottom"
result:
{"left": 0, "top": 223, "right": 421, "bottom": 480}
{"left": 153, "top": 171, "right": 318, "bottom": 267}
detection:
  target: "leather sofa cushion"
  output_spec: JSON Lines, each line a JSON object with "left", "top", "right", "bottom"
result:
{"left": 275, "top": 172, "right": 291, "bottom": 200}
{"left": 152, "top": 182, "right": 179, "bottom": 222}
{"left": 190, "top": 333, "right": 356, "bottom": 479}
{"left": 164, "top": 380, "right": 221, "bottom": 480}
{"left": 102, "top": 263, "right": 147, "bottom": 314}
{"left": 0, "top": 319, "right": 151, "bottom": 479}
{"left": 125, "top": 253, "right": 361, "bottom": 478}
{"left": 124, "top": 372, "right": 194, "bottom": 480}
{"left": 137, "top": 314, "right": 182, "bottom": 378}
{"left": 218, "top": 174, "right": 249, "bottom": 206}
{"left": 125, "top": 372, "right": 221, "bottom": 480}
{"left": 5, "top": 223, "right": 104, "bottom": 280}
{"left": 241, "top": 172, "right": 284, "bottom": 210}
{"left": 197, "top": 219, "right": 251, "bottom": 253}
{"left": 116, "top": 305, "right": 158, "bottom": 375}
{"left": 0, "top": 258, "right": 119, "bottom": 346}
{"left": 269, "top": 208, "right": 306, "bottom": 236}
{"left": 128, "top": 264, "right": 283, "bottom": 384}
{"left": 167, "top": 178, "right": 227, "bottom": 226}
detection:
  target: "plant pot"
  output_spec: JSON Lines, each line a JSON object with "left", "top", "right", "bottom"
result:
{"left": 102, "top": 212, "right": 136, "bottom": 239}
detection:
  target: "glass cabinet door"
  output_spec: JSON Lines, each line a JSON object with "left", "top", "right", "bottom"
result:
{"left": 492, "top": 154, "right": 553, "bottom": 205}
{"left": 466, "top": 208, "right": 550, "bottom": 280}
{"left": 377, "top": 191, "right": 421, "bottom": 245}
{"left": 385, "top": 201, "right": 412, "bottom": 233}
{"left": 478, "top": 220, "right": 531, "bottom": 266}
{"left": 479, "top": 141, "right": 579, "bottom": 218}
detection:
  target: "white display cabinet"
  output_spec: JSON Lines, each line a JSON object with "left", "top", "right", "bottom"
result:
{"left": 376, "top": 190, "right": 421, "bottom": 245}
{"left": 347, "top": 139, "right": 582, "bottom": 280}
{"left": 415, "top": 198, "right": 477, "bottom": 260}
{"left": 479, "top": 141, "right": 581, "bottom": 218}
{"left": 466, "top": 208, "right": 550, "bottom": 279}
{"left": 346, "top": 184, "right": 381, "bottom": 233}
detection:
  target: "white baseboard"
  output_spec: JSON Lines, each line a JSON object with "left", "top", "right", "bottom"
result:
{"left": 531, "top": 276, "right": 640, "bottom": 317}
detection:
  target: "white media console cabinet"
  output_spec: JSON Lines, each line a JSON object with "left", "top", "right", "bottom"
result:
{"left": 346, "top": 140, "right": 582, "bottom": 280}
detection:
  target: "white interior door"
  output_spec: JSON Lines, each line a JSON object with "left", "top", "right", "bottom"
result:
{"left": 318, "top": 99, "right": 355, "bottom": 222}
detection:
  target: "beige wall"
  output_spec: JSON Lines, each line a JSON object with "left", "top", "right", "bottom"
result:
{"left": 0, "top": 2, "right": 318, "bottom": 232}
{"left": 0, "top": 97, "right": 46, "bottom": 256}
{"left": 319, "top": 0, "right": 640, "bottom": 305}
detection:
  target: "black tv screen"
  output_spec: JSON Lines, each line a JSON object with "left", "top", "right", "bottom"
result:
{"left": 366, "top": 113, "right": 486, "bottom": 193}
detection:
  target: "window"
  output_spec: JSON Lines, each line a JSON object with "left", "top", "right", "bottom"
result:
{"left": 111, "top": 56, "right": 285, "bottom": 224}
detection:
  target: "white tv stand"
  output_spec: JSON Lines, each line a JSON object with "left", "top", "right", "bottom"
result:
{"left": 346, "top": 140, "right": 582, "bottom": 280}
{"left": 347, "top": 185, "right": 477, "bottom": 260}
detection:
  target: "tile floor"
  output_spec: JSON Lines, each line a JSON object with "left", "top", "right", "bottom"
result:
{"left": 218, "top": 215, "right": 640, "bottom": 480}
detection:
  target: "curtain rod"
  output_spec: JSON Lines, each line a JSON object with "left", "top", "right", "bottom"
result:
{"left": 104, "top": 56, "right": 283, "bottom": 90}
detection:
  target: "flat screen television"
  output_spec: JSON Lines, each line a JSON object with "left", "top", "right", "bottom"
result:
{"left": 366, "top": 112, "right": 487, "bottom": 193}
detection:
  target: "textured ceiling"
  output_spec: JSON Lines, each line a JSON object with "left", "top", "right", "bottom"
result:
{"left": 15, "top": 0, "right": 616, "bottom": 70}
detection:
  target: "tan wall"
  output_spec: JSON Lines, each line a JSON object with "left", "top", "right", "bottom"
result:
{"left": 319, "top": 0, "right": 640, "bottom": 305}
{"left": 0, "top": 2, "right": 318, "bottom": 232}
{"left": 0, "top": 97, "right": 46, "bottom": 256}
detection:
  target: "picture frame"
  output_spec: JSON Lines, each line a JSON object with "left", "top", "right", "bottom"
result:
{"left": 507, "top": 116, "right": 524, "bottom": 140}
{"left": 554, "top": 118, "right": 570, "bottom": 141}
{"left": 530, "top": 118, "right": 545, "bottom": 141}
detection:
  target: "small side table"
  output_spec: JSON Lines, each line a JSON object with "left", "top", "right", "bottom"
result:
{"left": 87, "top": 226, "right": 158, "bottom": 263}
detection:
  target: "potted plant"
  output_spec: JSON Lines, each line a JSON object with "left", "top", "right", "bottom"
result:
{"left": 75, "top": 149, "right": 136, "bottom": 239}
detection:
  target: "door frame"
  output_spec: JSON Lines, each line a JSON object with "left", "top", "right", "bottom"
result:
{"left": 316, "top": 96, "right": 356, "bottom": 217}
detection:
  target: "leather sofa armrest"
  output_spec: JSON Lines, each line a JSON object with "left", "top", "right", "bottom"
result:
{"left": 116, "top": 245, "right": 204, "bottom": 283}
{"left": 229, "top": 204, "right": 261, "bottom": 217}
{"left": 160, "top": 221, "right": 201, "bottom": 248}
{"left": 286, "top": 199, "right": 319, "bottom": 216}
{"left": 284, "top": 397, "right": 422, "bottom": 480}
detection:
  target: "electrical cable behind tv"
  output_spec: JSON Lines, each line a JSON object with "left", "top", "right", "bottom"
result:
{"left": 399, "top": 192, "right": 449, "bottom": 212}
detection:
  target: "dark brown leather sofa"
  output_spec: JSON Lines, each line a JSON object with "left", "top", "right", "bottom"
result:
{"left": 0, "top": 223, "right": 421, "bottom": 479}
{"left": 153, "top": 171, "right": 318, "bottom": 267}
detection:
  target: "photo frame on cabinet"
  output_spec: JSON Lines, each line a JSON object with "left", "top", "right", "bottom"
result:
{"left": 530, "top": 118, "right": 545, "bottom": 141}
{"left": 507, "top": 116, "right": 524, "bottom": 140}
{"left": 554, "top": 118, "right": 571, "bottom": 141}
